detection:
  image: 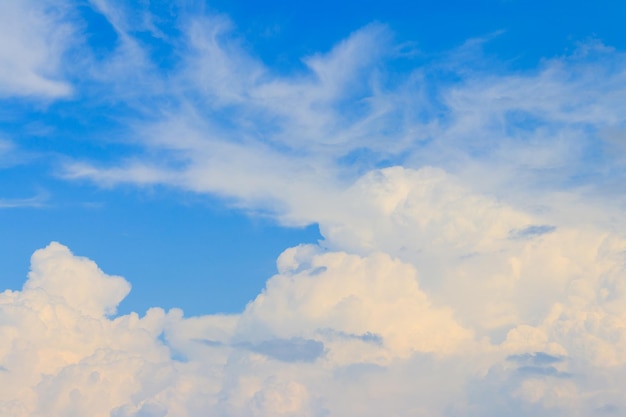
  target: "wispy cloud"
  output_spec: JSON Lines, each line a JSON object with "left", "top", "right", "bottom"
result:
{"left": 57, "top": 8, "right": 626, "bottom": 232}
{"left": 0, "top": 0, "right": 74, "bottom": 99}
{"left": 0, "top": 192, "right": 48, "bottom": 209}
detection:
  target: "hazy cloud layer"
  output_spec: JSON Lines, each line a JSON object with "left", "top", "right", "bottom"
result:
{"left": 2, "top": 1, "right": 626, "bottom": 416}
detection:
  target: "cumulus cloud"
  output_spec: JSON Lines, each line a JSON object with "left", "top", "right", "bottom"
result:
{"left": 238, "top": 244, "right": 472, "bottom": 362}
{"left": 5, "top": 163, "right": 626, "bottom": 415}
{"left": 0, "top": 243, "right": 169, "bottom": 417}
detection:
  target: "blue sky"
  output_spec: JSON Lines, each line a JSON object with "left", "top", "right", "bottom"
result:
{"left": 2, "top": 1, "right": 626, "bottom": 416}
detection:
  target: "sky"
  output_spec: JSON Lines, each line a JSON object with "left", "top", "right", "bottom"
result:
{"left": 2, "top": 0, "right": 626, "bottom": 416}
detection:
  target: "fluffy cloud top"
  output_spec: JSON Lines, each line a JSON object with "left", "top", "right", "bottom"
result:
{"left": 23, "top": 243, "right": 130, "bottom": 317}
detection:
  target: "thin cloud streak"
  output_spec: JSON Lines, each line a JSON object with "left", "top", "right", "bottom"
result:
{"left": 0, "top": 193, "right": 48, "bottom": 209}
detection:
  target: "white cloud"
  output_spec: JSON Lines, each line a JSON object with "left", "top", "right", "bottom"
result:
{"left": 60, "top": 22, "right": 412, "bottom": 219}
{"left": 5, "top": 159, "right": 626, "bottom": 414}
{"left": 59, "top": 14, "right": 626, "bottom": 236}
{"left": 4, "top": 3, "right": 626, "bottom": 416}
{"left": 0, "top": 243, "right": 170, "bottom": 417}
{"left": 237, "top": 244, "right": 472, "bottom": 362}
{"left": 0, "top": 0, "right": 73, "bottom": 98}
{"left": 0, "top": 241, "right": 486, "bottom": 416}
{"left": 24, "top": 242, "right": 130, "bottom": 317}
